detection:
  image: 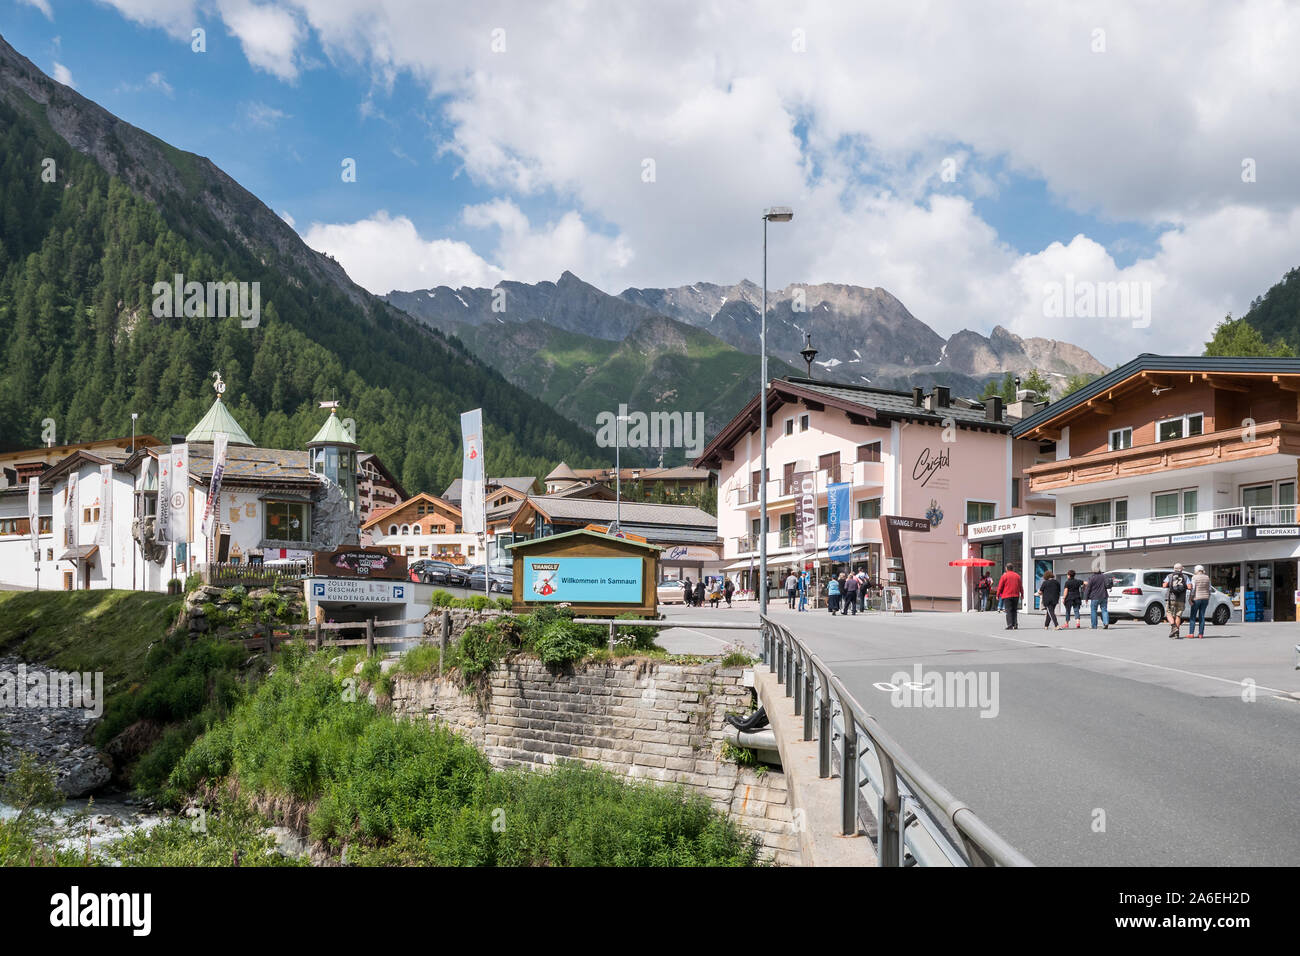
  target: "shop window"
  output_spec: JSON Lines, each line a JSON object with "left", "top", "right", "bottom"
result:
{"left": 264, "top": 501, "right": 309, "bottom": 543}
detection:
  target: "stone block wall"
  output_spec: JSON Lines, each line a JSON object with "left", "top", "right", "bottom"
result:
{"left": 390, "top": 658, "right": 800, "bottom": 865}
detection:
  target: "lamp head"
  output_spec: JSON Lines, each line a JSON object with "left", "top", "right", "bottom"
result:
{"left": 763, "top": 206, "right": 794, "bottom": 222}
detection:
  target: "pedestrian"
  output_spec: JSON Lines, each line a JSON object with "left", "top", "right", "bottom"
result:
{"left": 709, "top": 579, "right": 721, "bottom": 608}
{"left": 843, "top": 570, "right": 859, "bottom": 615}
{"left": 976, "top": 571, "right": 992, "bottom": 612}
{"left": 695, "top": 579, "right": 706, "bottom": 608}
{"left": 785, "top": 571, "right": 798, "bottom": 609}
{"left": 996, "top": 562, "right": 1022, "bottom": 630}
{"left": 1037, "top": 569, "right": 1062, "bottom": 630}
{"left": 1163, "top": 563, "right": 1189, "bottom": 639}
{"left": 797, "top": 570, "right": 808, "bottom": 612}
{"left": 1061, "top": 569, "right": 1084, "bottom": 628}
{"left": 1085, "top": 567, "right": 1110, "bottom": 629}
{"left": 1188, "top": 564, "right": 1211, "bottom": 639}
{"left": 682, "top": 576, "right": 693, "bottom": 607}
{"left": 827, "top": 574, "right": 841, "bottom": 614}
{"left": 856, "top": 569, "right": 868, "bottom": 612}
{"left": 723, "top": 576, "right": 735, "bottom": 608}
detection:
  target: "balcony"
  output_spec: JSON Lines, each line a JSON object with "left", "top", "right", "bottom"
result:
{"left": 729, "top": 461, "right": 881, "bottom": 509}
{"left": 1025, "top": 420, "right": 1300, "bottom": 493}
{"left": 1031, "top": 506, "right": 1297, "bottom": 549}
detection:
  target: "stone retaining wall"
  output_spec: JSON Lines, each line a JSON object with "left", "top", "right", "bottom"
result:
{"left": 390, "top": 658, "right": 800, "bottom": 865}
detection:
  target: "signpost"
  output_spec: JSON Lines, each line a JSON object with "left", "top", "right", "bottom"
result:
{"left": 879, "top": 514, "right": 932, "bottom": 613}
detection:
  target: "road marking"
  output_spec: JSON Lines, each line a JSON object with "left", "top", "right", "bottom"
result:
{"left": 991, "top": 632, "right": 1292, "bottom": 696}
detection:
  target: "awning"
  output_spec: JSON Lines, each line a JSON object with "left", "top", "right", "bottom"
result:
{"left": 722, "top": 546, "right": 871, "bottom": 572}
{"left": 60, "top": 544, "right": 99, "bottom": 562}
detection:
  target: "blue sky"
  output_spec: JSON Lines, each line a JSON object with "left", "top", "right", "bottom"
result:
{"left": 6, "top": 1, "right": 1300, "bottom": 363}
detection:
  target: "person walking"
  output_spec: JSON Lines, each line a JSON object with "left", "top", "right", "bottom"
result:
{"left": 1163, "top": 563, "right": 1190, "bottom": 639}
{"left": 785, "top": 571, "right": 798, "bottom": 609}
{"left": 976, "top": 571, "right": 992, "bottom": 612}
{"left": 855, "top": 569, "right": 868, "bottom": 612}
{"left": 996, "top": 563, "right": 1022, "bottom": 630}
{"left": 1037, "top": 569, "right": 1062, "bottom": 630}
{"left": 1188, "top": 564, "right": 1211, "bottom": 638}
{"left": 723, "top": 576, "right": 735, "bottom": 608}
{"left": 797, "top": 570, "right": 808, "bottom": 612}
{"left": 695, "top": 578, "right": 706, "bottom": 609}
{"left": 1085, "top": 568, "right": 1110, "bottom": 629}
{"left": 827, "top": 575, "right": 841, "bottom": 614}
{"left": 843, "top": 571, "right": 859, "bottom": 616}
{"left": 1061, "top": 569, "right": 1084, "bottom": 628}
{"left": 682, "top": 576, "right": 693, "bottom": 608}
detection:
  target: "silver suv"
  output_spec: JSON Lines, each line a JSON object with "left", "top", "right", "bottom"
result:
{"left": 1103, "top": 568, "right": 1233, "bottom": 626}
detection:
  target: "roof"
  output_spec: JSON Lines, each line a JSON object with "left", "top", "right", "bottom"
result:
{"left": 1013, "top": 354, "right": 1300, "bottom": 437}
{"left": 572, "top": 466, "right": 713, "bottom": 482}
{"left": 695, "top": 376, "right": 1010, "bottom": 468}
{"left": 505, "top": 527, "right": 663, "bottom": 553}
{"left": 307, "top": 411, "right": 358, "bottom": 448}
{"left": 553, "top": 481, "right": 618, "bottom": 499}
{"left": 183, "top": 444, "right": 315, "bottom": 485}
{"left": 0, "top": 435, "right": 162, "bottom": 465}
{"left": 545, "top": 461, "right": 579, "bottom": 481}
{"left": 358, "top": 453, "right": 408, "bottom": 500}
{"left": 444, "top": 475, "right": 536, "bottom": 502}
{"left": 39, "top": 448, "right": 134, "bottom": 483}
{"left": 360, "top": 491, "right": 462, "bottom": 530}
{"left": 518, "top": 494, "right": 717, "bottom": 529}
{"left": 186, "top": 397, "right": 254, "bottom": 446}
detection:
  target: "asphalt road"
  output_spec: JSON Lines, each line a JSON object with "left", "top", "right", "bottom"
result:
{"left": 660, "top": 602, "right": 1300, "bottom": 866}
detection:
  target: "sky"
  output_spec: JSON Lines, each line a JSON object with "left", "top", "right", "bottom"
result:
{"left": 6, "top": 0, "right": 1300, "bottom": 365}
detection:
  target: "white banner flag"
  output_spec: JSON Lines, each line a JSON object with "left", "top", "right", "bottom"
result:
{"left": 157, "top": 453, "right": 171, "bottom": 544}
{"left": 460, "top": 409, "right": 485, "bottom": 535}
{"left": 28, "top": 476, "right": 40, "bottom": 558}
{"left": 170, "top": 444, "right": 191, "bottom": 543}
{"left": 202, "top": 432, "right": 229, "bottom": 538}
{"left": 95, "top": 464, "right": 113, "bottom": 546}
{"left": 64, "top": 472, "right": 78, "bottom": 550}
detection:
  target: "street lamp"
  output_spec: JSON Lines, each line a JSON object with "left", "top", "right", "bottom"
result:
{"left": 130, "top": 412, "right": 138, "bottom": 453}
{"left": 759, "top": 206, "right": 793, "bottom": 617}
{"left": 611, "top": 409, "right": 628, "bottom": 536}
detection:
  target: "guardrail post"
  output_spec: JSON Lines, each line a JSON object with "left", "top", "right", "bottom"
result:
{"left": 803, "top": 667, "right": 814, "bottom": 741}
{"left": 818, "top": 680, "right": 831, "bottom": 778}
{"left": 768, "top": 623, "right": 777, "bottom": 674}
{"left": 608, "top": 621, "right": 616, "bottom": 653}
{"left": 841, "top": 716, "right": 858, "bottom": 836}
{"left": 785, "top": 641, "right": 794, "bottom": 698}
{"left": 775, "top": 635, "right": 784, "bottom": 685}
{"left": 366, "top": 618, "right": 375, "bottom": 658}
{"left": 875, "top": 744, "right": 902, "bottom": 866}
{"left": 792, "top": 651, "right": 802, "bottom": 715}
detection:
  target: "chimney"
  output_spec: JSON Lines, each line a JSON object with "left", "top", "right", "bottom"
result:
{"left": 911, "top": 387, "right": 924, "bottom": 407}
{"left": 984, "top": 397, "right": 1004, "bottom": 422}
{"left": 170, "top": 434, "right": 187, "bottom": 444}
{"left": 934, "top": 385, "right": 951, "bottom": 408}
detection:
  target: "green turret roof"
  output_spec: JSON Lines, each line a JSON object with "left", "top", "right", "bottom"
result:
{"left": 308, "top": 410, "right": 357, "bottom": 448}
{"left": 186, "top": 397, "right": 254, "bottom": 446}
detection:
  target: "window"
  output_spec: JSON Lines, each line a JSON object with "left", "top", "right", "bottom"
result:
{"left": 1012, "top": 478, "right": 1021, "bottom": 509}
{"left": 81, "top": 507, "right": 100, "bottom": 523}
{"left": 400, "top": 524, "right": 410, "bottom": 535}
{"left": 817, "top": 451, "right": 841, "bottom": 478}
{"left": 412, "top": 525, "right": 421, "bottom": 535}
{"left": 405, "top": 547, "right": 415, "bottom": 556}
{"left": 784, "top": 418, "right": 794, "bottom": 436}
{"left": 264, "top": 501, "right": 309, "bottom": 542}
{"left": 1153, "top": 489, "right": 1198, "bottom": 529}
{"left": 799, "top": 414, "right": 810, "bottom": 432}
{"left": 388, "top": 524, "right": 398, "bottom": 536}
{"left": 857, "top": 442, "right": 882, "bottom": 463}
{"left": 817, "top": 506, "right": 828, "bottom": 525}
{"left": 858, "top": 498, "right": 882, "bottom": 520}
{"left": 966, "top": 501, "right": 996, "bottom": 523}
{"left": 1071, "top": 500, "right": 1114, "bottom": 528}
{"left": 1241, "top": 484, "right": 1272, "bottom": 509}
{"left": 419, "top": 546, "right": 429, "bottom": 557}
{"left": 1156, "top": 413, "right": 1203, "bottom": 443}
{"left": 1109, "top": 427, "right": 1132, "bottom": 451}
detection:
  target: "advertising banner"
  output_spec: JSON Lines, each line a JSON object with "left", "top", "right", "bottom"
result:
{"left": 827, "top": 481, "right": 852, "bottom": 561}
{"left": 169, "top": 444, "right": 191, "bottom": 543}
{"left": 64, "top": 472, "right": 77, "bottom": 550}
{"left": 157, "top": 453, "right": 171, "bottom": 544}
{"left": 95, "top": 464, "right": 112, "bottom": 546}
{"left": 312, "top": 547, "right": 408, "bottom": 580}
{"left": 201, "top": 432, "right": 229, "bottom": 538}
{"left": 523, "top": 556, "right": 642, "bottom": 603}
{"left": 27, "top": 476, "right": 39, "bottom": 557}
{"left": 460, "top": 408, "right": 485, "bottom": 535}
{"left": 793, "top": 469, "right": 816, "bottom": 552}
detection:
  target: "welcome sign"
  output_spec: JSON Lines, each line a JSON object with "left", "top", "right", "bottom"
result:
{"left": 524, "top": 556, "right": 642, "bottom": 603}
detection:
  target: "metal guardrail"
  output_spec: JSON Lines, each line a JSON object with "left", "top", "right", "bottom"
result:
{"left": 761, "top": 613, "right": 1033, "bottom": 867}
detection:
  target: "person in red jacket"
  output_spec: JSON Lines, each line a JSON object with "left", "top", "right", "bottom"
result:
{"left": 996, "top": 563, "right": 1023, "bottom": 630}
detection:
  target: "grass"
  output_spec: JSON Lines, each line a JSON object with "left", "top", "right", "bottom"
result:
{"left": 167, "top": 645, "right": 763, "bottom": 866}
{"left": 0, "top": 590, "right": 180, "bottom": 689}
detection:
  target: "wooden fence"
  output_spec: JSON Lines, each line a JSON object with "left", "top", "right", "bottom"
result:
{"left": 201, "top": 562, "right": 308, "bottom": 590}
{"left": 224, "top": 612, "right": 455, "bottom": 661}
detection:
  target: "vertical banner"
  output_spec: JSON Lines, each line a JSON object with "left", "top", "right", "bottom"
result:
{"left": 64, "top": 472, "right": 78, "bottom": 550}
{"left": 202, "top": 432, "right": 229, "bottom": 538}
{"left": 793, "top": 470, "right": 816, "bottom": 553}
{"left": 96, "top": 464, "right": 113, "bottom": 545}
{"left": 28, "top": 476, "right": 40, "bottom": 558}
{"left": 460, "top": 409, "right": 485, "bottom": 536}
{"left": 827, "top": 481, "right": 852, "bottom": 562}
{"left": 157, "top": 452, "right": 171, "bottom": 544}
{"left": 170, "top": 444, "right": 191, "bottom": 544}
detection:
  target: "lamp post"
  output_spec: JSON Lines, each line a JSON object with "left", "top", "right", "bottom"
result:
{"left": 611, "top": 410, "right": 628, "bottom": 536}
{"left": 759, "top": 206, "right": 793, "bottom": 617}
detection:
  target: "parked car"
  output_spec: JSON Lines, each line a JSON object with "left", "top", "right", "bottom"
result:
{"left": 1102, "top": 568, "right": 1234, "bottom": 625}
{"left": 656, "top": 579, "right": 687, "bottom": 605}
{"left": 466, "top": 565, "right": 514, "bottom": 594}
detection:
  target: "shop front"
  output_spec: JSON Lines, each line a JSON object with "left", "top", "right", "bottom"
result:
{"left": 962, "top": 515, "right": 1053, "bottom": 612}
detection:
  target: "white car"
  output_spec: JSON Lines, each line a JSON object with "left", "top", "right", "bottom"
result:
{"left": 1102, "top": 568, "right": 1234, "bottom": 626}
{"left": 656, "top": 579, "right": 687, "bottom": 605}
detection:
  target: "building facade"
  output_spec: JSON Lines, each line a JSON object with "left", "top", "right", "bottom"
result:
{"left": 362, "top": 492, "right": 483, "bottom": 564}
{"left": 1009, "top": 355, "right": 1300, "bottom": 622}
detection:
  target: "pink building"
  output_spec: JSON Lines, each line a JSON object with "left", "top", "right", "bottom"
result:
{"left": 695, "top": 378, "right": 1046, "bottom": 610}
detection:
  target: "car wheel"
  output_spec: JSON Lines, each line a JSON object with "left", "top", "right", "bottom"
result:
{"left": 1212, "top": 604, "right": 1230, "bottom": 625}
{"left": 1144, "top": 602, "right": 1165, "bottom": 625}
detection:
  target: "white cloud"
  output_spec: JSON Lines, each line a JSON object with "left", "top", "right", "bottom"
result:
{"left": 97, "top": 0, "right": 198, "bottom": 37}
{"left": 302, "top": 211, "right": 504, "bottom": 294}
{"left": 216, "top": 0, "right": 304, "bottom": 80}
{"left": 240, "top": 101, "right": 288, "bottom": 128}
{"left": 20, "top": 0, "right": 53, "bottom": 19}
{"left": 51, "top": 61, "right": 74, "bottom": 88}
{"left": 146, "top": 71, "right": 173, "bottom": 96}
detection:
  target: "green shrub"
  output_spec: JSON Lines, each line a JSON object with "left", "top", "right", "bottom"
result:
{"left": 430, "top": 590, "right": 453, "bottom": 607}
{"left": 494, "top": 597, "right": 513, "bottom": 611}
{"left": 184, "top": 572, "right": 202, "bottom": 594}
{"left": 396, "top": 644, "right": 441, "bottom": 678}
{"left": 453, "top": 622, "right": 504, "bottom": 680}
{"left": 720, "top": 651, "right": 756, "bottom": 668}
{"left": 1, "top": 753, "right": 64, "bottom": 818}
{"left": 533, "top": 620, "right": 591, "bottom": 667}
